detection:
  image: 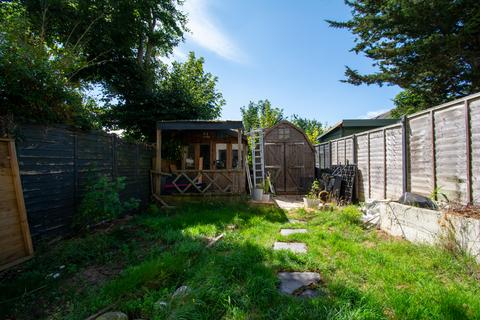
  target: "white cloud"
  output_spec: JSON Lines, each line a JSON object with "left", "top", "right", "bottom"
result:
{"left": 358, "top": 108, "right": 390, "bottom": 119}
{"left": 183, "top": 0, "right": 247, "bottom": 63}
{"left": 160, "top": 47, "right": 188, "bottom": 65}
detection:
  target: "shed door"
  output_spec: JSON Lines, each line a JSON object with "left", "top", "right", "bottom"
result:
{"left": 265, "top": 142, "right": 305, "bottom": 193}
{"left": 264, "top": 142, "right": 284, "bottom": 192}
{"left": 285, "top": 142, "right": 305, "bottom": 192}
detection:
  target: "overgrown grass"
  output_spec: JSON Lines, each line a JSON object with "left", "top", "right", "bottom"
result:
{"left": 1, "top": 201, "right": 479, "bottom": 319}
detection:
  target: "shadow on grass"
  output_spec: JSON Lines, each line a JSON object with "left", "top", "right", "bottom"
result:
{"left": 2, "top": 200, "right": 472, "bottom": 319}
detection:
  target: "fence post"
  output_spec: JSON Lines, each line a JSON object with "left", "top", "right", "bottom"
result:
{"left": 112, "top": 135, "right": 117, "bottom": 180}
{"left": 401, "top": 116, "right": 408, "bottom": 195}
{"left": 383, "top": 129, "right": 387, "bottom": 199}
{"left": 329, "top": 141, "right": 332, "bottom": 168}
{"left": 135, "top": 144, "right": 140, "bottom": 184}
{"left": 73, "top": 132, "right": 78, "bottom": 208}
{"left": 465, "top": 99, "right": 472, "bottom": 204}
{"left": 353, "top": 135, "right": 359, "bottom": 200}
{"left": 352, "top": 135, "right": 357, "bottom": 164}
{"left": 430, "top": 110, "right": 437, "bottom": 200}
{"left": 367, "top": 132, "right": 371, "bottom": 199}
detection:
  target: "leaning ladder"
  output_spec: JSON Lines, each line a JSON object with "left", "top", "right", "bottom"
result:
{"left": 250, "top": 129, "right": 265, "bottom": 190}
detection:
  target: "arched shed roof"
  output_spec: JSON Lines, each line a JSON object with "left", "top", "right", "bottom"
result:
{"left": 264, "top": 120, "right": 314, "bottom": 152}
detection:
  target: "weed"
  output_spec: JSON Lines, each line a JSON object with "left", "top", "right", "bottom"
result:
{"left": 75, "top": 176, "right": 139, "bottom": 228}
{"left": 339, "top": 205, "right": 362, "bottom": 225}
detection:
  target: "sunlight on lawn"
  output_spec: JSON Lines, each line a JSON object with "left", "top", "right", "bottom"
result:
{"left": 2, "top": 202, "right": 479, "bottom": 320}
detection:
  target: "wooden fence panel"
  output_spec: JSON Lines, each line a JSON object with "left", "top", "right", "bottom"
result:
{"left": 469, "top": 98, "right": 480, "bottom": 205}
{"left": 16, "top": 127, "right": 76, "bottom": 238}
{"left": 331, "top": 141, "right": 337, "bottom": 165}
{"left": 0, "top": 139, "right": 33, "bottom": 271}
{"left": 345, "top": 138, "right": 354, "bottom": 164}
{"left": 408, "top": 114, "right": 433, "bottom": 197}
{"left": 369, "top": 131, "right": 385, "bottom": 199}
{"left": 15, "top": 125, "right": 154, "bottom": 241}
{"left": 337, "top": 139, "right": 345, "bottom": 164}
{"left": 355, "top": 134, "right": 369, "bottom": 201}
{"left": 385, "top": 126, "right": 403, "bottom": 200}
{"left": 434, "top": 103, "right": 468, "bottom": 202}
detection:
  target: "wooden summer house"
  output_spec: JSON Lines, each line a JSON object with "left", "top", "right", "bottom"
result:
{"left": 152, "top": 120, "right": 247, "bottom": 199}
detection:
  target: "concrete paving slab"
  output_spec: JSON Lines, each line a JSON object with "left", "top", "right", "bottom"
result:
{"left": 274, "top": 195, "right": 304, "bottom": 211}
{"left": 288, "top": 218, "right": 307, "bottom": 224}
{"left": 273, "top": 242, "right": 307, "bottom": 253}
{"left": 280, "top": 228, "right": 308, "bottom": 236}
{"left": 277, "top": 272, "right": 321, "bottom": 295}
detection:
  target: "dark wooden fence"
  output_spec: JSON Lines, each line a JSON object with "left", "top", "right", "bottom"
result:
{"left": 14, "top": 125, "right": 154, "bottom": 241}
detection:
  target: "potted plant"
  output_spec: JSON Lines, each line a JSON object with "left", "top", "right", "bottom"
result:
{"left": 304, "top": 180, "right": 321, "bottom": 209}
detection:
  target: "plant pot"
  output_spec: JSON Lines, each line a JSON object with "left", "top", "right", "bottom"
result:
{"left": 252, "top": 188, "right": 264, "bottom": 201}
{"left": 303, "top": 197, "right": 320, "bottom": 209}
{"left": 262, "top": 194, "right": 272, "bottom": 202}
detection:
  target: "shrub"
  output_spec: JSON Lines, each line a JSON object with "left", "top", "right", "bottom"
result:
{"left": 75, "top": 176, "right": 139, "bottom": 228}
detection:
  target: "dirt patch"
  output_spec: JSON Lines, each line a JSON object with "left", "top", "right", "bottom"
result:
{"left": 443, "top": 204, "right": 480, "bottom": 219}
{"left": 362, "top": 240, "right": 376, "bottom": 248}
{"left": 81, "top": 266, "right": 121, "bottom": 285}
{"left": 375, "top": 229, "right": 404, "bottom": 242}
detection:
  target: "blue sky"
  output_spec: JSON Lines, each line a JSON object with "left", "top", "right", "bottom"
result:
{"left": 168, "top": 0, "right": 401, "bottom": 126}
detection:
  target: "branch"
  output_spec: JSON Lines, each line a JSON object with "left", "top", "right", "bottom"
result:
{"left": 72, "top": 14, "right": 104, "bottom": 52}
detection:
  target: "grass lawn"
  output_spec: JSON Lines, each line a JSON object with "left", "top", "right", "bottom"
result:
{"left": 1, "top": 201, "right": 479, "bottom": 319}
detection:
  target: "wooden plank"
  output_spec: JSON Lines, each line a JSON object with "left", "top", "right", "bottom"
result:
{"left": 0, "top": 140, "right": 33, "bottom": 271}
{"left": 8, "top": 141, "right": 34, "bottom": 256}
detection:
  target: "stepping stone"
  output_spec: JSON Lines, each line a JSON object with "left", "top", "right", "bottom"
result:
{"left": 288, "top": 218, "right": 307, "bottom": 224}
{"left": 273, "top": 242, "right": 307, "bottom": 253}
{"left": 277, "top": 272, "right": 321, "bottom": 296}
{"left": 280, "top": 228, "right": 307, "bottom": 236}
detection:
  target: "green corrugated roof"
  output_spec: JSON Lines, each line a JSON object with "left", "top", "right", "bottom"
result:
{"left": 318, "top": 119, "right": 399, "bottom": 141}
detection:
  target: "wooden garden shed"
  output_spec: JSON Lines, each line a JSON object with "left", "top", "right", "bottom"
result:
{"left": 263, "top": 121, "right": 315, "bottom": 194}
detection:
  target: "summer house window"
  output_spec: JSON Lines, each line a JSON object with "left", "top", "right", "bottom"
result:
{"left": 216, "top": 143, "right": 227, "bottom": 169}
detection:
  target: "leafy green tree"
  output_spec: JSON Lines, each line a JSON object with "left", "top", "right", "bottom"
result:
{"left": 104, "top": 52, "right": 225, "bottom": 141}
{"left": 391, "top": 90, "right": 430, "bottom": 118}
{"left": 0, "top": 2, "right": 96, "bottom": 129}
{"left": 240, "top": 100, "right": 284, "bottom": 132}
{"left": 291, "top": 115, "right": 324, "bottom": 144}
{"left": 328, "top": 0, "right": 480, "bottom": 113}
{"left": 22, "top": 0, "right": 186, "bottom": 87}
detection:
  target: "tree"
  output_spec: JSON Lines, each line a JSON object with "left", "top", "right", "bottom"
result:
{"left": 22, "top": 0, "right": 186, "bottom": 87}
{"left": 391, "top": 90, "right": 430, "bottom": 118}
{"left": 1, "top": 0, "right": 188, "bottom": 132}
{"left": 0, "top": 2, "right": 96, "bottom": 131}
{"left": 328, "top": 0, "right": 480, "bottom": 113}
{"left": 240, "top": 100, "right": 284, "bottom": 132}
{"left": 104, "top": 52, "right": 225, "bottom": 141}
{"left": 291, "top": 115, "right": 324, "bottom": 144}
